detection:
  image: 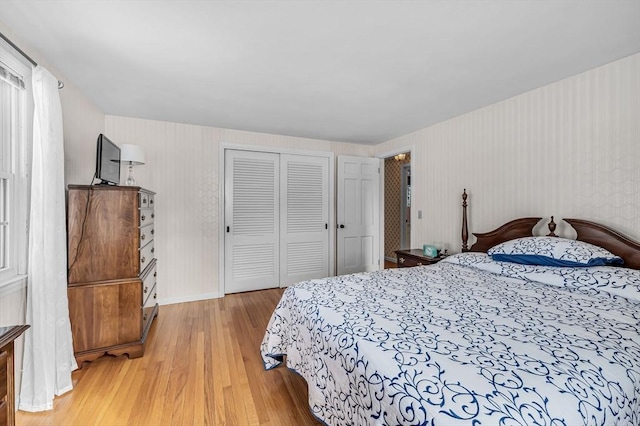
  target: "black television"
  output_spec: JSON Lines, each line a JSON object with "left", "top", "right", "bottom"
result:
{"left": 95, "top": 134, "right": 121, "bottom": 185}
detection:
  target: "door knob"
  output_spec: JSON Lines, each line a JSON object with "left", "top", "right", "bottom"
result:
{"left": 339, "top": 224, "right": 345, "bottom": 228}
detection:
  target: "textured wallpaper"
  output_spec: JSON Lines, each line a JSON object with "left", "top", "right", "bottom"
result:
{"left": 375, "top": 53, "right": 640, "bottom": 255}
{"left": 384, "top": 154, "right": 411, "bottom": 259}
{"left": 105, "top": 116, "right": 370, "bottom": 302}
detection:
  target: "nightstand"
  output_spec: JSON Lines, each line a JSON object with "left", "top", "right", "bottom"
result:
{"left": 394, "top": 249, "right": 446, "bottom": 268}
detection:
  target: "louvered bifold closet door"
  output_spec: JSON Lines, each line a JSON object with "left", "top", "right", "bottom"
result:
{"left": 279, "top": 154, "right": 330, "bottom": 287}
{"left": 224, "top": 150, "right": 280, "bottom": 293}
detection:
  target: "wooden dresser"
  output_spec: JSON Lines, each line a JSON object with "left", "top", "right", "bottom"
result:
{"left": 0, "top": 325, "right": 29, "bottom": 426}
{"left": 67, "top": 185, "right": 158, "bottom": 366}
{"left": 394, "top": 249, "right": 446, "bottom": 268}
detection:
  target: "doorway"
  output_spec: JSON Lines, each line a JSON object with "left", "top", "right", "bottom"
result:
{"left": 400, "top": 164, "right": 411, "bottom": 250}
{"left": 383, "top": 152, "right": 411, "bottom": 267}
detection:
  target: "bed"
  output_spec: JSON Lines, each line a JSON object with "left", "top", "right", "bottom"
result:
{"left": 261, "top": 192, "right": 640, "bottom": 425}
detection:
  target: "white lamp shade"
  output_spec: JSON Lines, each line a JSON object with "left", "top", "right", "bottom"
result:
{"left": 120, "top": 144, "right": 145, "bottom": 165}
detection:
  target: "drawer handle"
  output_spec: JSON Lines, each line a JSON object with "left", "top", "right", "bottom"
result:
{"left": 144, "top": 286, "right": 148, "bottom": 293}
{"left": 399, "top": 257, "right": 405, "bottom": 264}
{"left": 141, "top": 256, "right": 146, "bottom": 263}
{"left": 141, "top": 215, "right": 146, "bottom": 221}
{"left": 150, "top": 199, "right": 154, "bottom": 205}
{"left": 141, "top": 234, "right": 146, "bottom": 240}
{"left": 154, "top": 271, "right": 157, "bottom": 277}
{"left": 154, "top": 293, "right": 157, "bottom": 299}
{"left": 151, "top": 213, "right": 155, "bottom": 219}
{"left": 151, "top": 229, "right": 155, "bottom": 235}
{"left": 143, "top": 314, "right": 147, "bottom": 321}
{"left": 151, "top": 248, "right": 155, "bottom": 254}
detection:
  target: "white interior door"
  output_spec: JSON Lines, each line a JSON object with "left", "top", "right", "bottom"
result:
{"left": 225, "top": 150, "right": 280, "bottom": 293}
{"left": 337, "top": 155, "right": 380, "bottom": 275}
{"left": 280, "top": 154, "right": 329, "bottom": 286}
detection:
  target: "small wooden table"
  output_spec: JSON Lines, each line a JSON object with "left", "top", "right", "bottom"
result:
{"left": 394, "top": 249, "right": 446, "bottom": 268}
{"left": 0, "top": 325, "right": 29, "bottom": 426}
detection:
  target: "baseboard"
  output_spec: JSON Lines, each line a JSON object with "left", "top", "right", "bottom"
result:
{"left": 158, "top": 292, "right": 220, "bottom": 306}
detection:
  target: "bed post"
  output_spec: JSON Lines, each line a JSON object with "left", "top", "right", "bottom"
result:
{"left": 547, "top": 216, "right": 557, "bottom": 237}
{"left": 462, "top": 189, "right": 469, "bottom": 252}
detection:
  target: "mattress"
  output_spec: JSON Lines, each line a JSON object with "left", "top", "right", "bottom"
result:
{"left": 261, "top": 253, "right": 640, "bottom": 425}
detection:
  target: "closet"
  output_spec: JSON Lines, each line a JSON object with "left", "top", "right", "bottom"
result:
{"left": 224, "top": 149, "right": 330, "bottom": 293}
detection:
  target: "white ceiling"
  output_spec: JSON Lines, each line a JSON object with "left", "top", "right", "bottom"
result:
{"left": 1, "top": 1, "right": 639, "bottom": 144}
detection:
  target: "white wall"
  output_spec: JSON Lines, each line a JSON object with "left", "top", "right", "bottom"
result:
{"left": 104, "top": 116, "right": 370, "bottom": 303}
{"left": 60, "top": 82, "right": 106, "bottom": 186}
{"left": 375, "top": 53, "right": 640, "bottom": 254}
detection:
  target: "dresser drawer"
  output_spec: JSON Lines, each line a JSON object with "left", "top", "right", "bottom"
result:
{"left": 139, "top": 208, "right": 154, "bottom": 227}
{"left": 139, "top": 191, "right": 155, "bottom": 208}
{"left": 139, "top": 224, "right": 154, "bottom": 247}
{"left": 143, "top": 283, "right": 157, "bottom": 311}
{"left": 395, "top": 249, "right": 445, "bottom": 268}
{"left": 142, "top": 283, "right": 157, "bottom": 332}
{"left": 139, "top": 241, "right": 155, "bottom": 273}
{"left": 0, "top": 350, "right": 6, "bottom": 399}
{"left": 139, "top": 192, "right": 150, "bottom": 208}
{"left": 141, "top": 260, "right": 157, "bottom": 306}
{"left": 397, "top": 256, "right": 427, "bottom": 267}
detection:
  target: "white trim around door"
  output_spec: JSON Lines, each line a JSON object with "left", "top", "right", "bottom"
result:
{"left": 376, "top": 145, "right": 415, "bottom": 270}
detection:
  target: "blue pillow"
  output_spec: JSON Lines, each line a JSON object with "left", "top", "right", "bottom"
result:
{"left": 487, "top": 236, "right": 623, "bottom": 267}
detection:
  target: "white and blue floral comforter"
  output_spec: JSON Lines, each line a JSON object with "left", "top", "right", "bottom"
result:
{"left": 260, "top": 253, "right": 640, "bottom": 425}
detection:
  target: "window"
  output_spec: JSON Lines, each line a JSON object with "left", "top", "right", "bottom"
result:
{"left": 0, "top": 40, "right": 32, "bottom": 291}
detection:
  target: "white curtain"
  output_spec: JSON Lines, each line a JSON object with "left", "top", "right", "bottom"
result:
{"left": 19, "top": 66, "right": 77, "bottom": 412}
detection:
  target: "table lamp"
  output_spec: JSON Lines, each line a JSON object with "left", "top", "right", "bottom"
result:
{"left": 120, "top": 144, "right": 145, "bottom": 186}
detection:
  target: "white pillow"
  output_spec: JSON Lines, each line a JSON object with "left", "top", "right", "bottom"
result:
{"left": 487, "top": 236, "right": 623, "bottom": 267}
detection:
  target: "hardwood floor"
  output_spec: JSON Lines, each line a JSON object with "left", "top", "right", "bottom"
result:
{"left": 17, "top": 289, "right": 321, "bottom": 426}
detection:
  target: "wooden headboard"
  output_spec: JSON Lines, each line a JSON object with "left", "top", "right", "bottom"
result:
{"left": 564, "top": 219, "right": 640, "bottom": 270}
{"left": 460, "top": 190, "right": 640, "bottom": 270}
{"left": 465, "top": 217, "right": 542, "bottom": 253}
